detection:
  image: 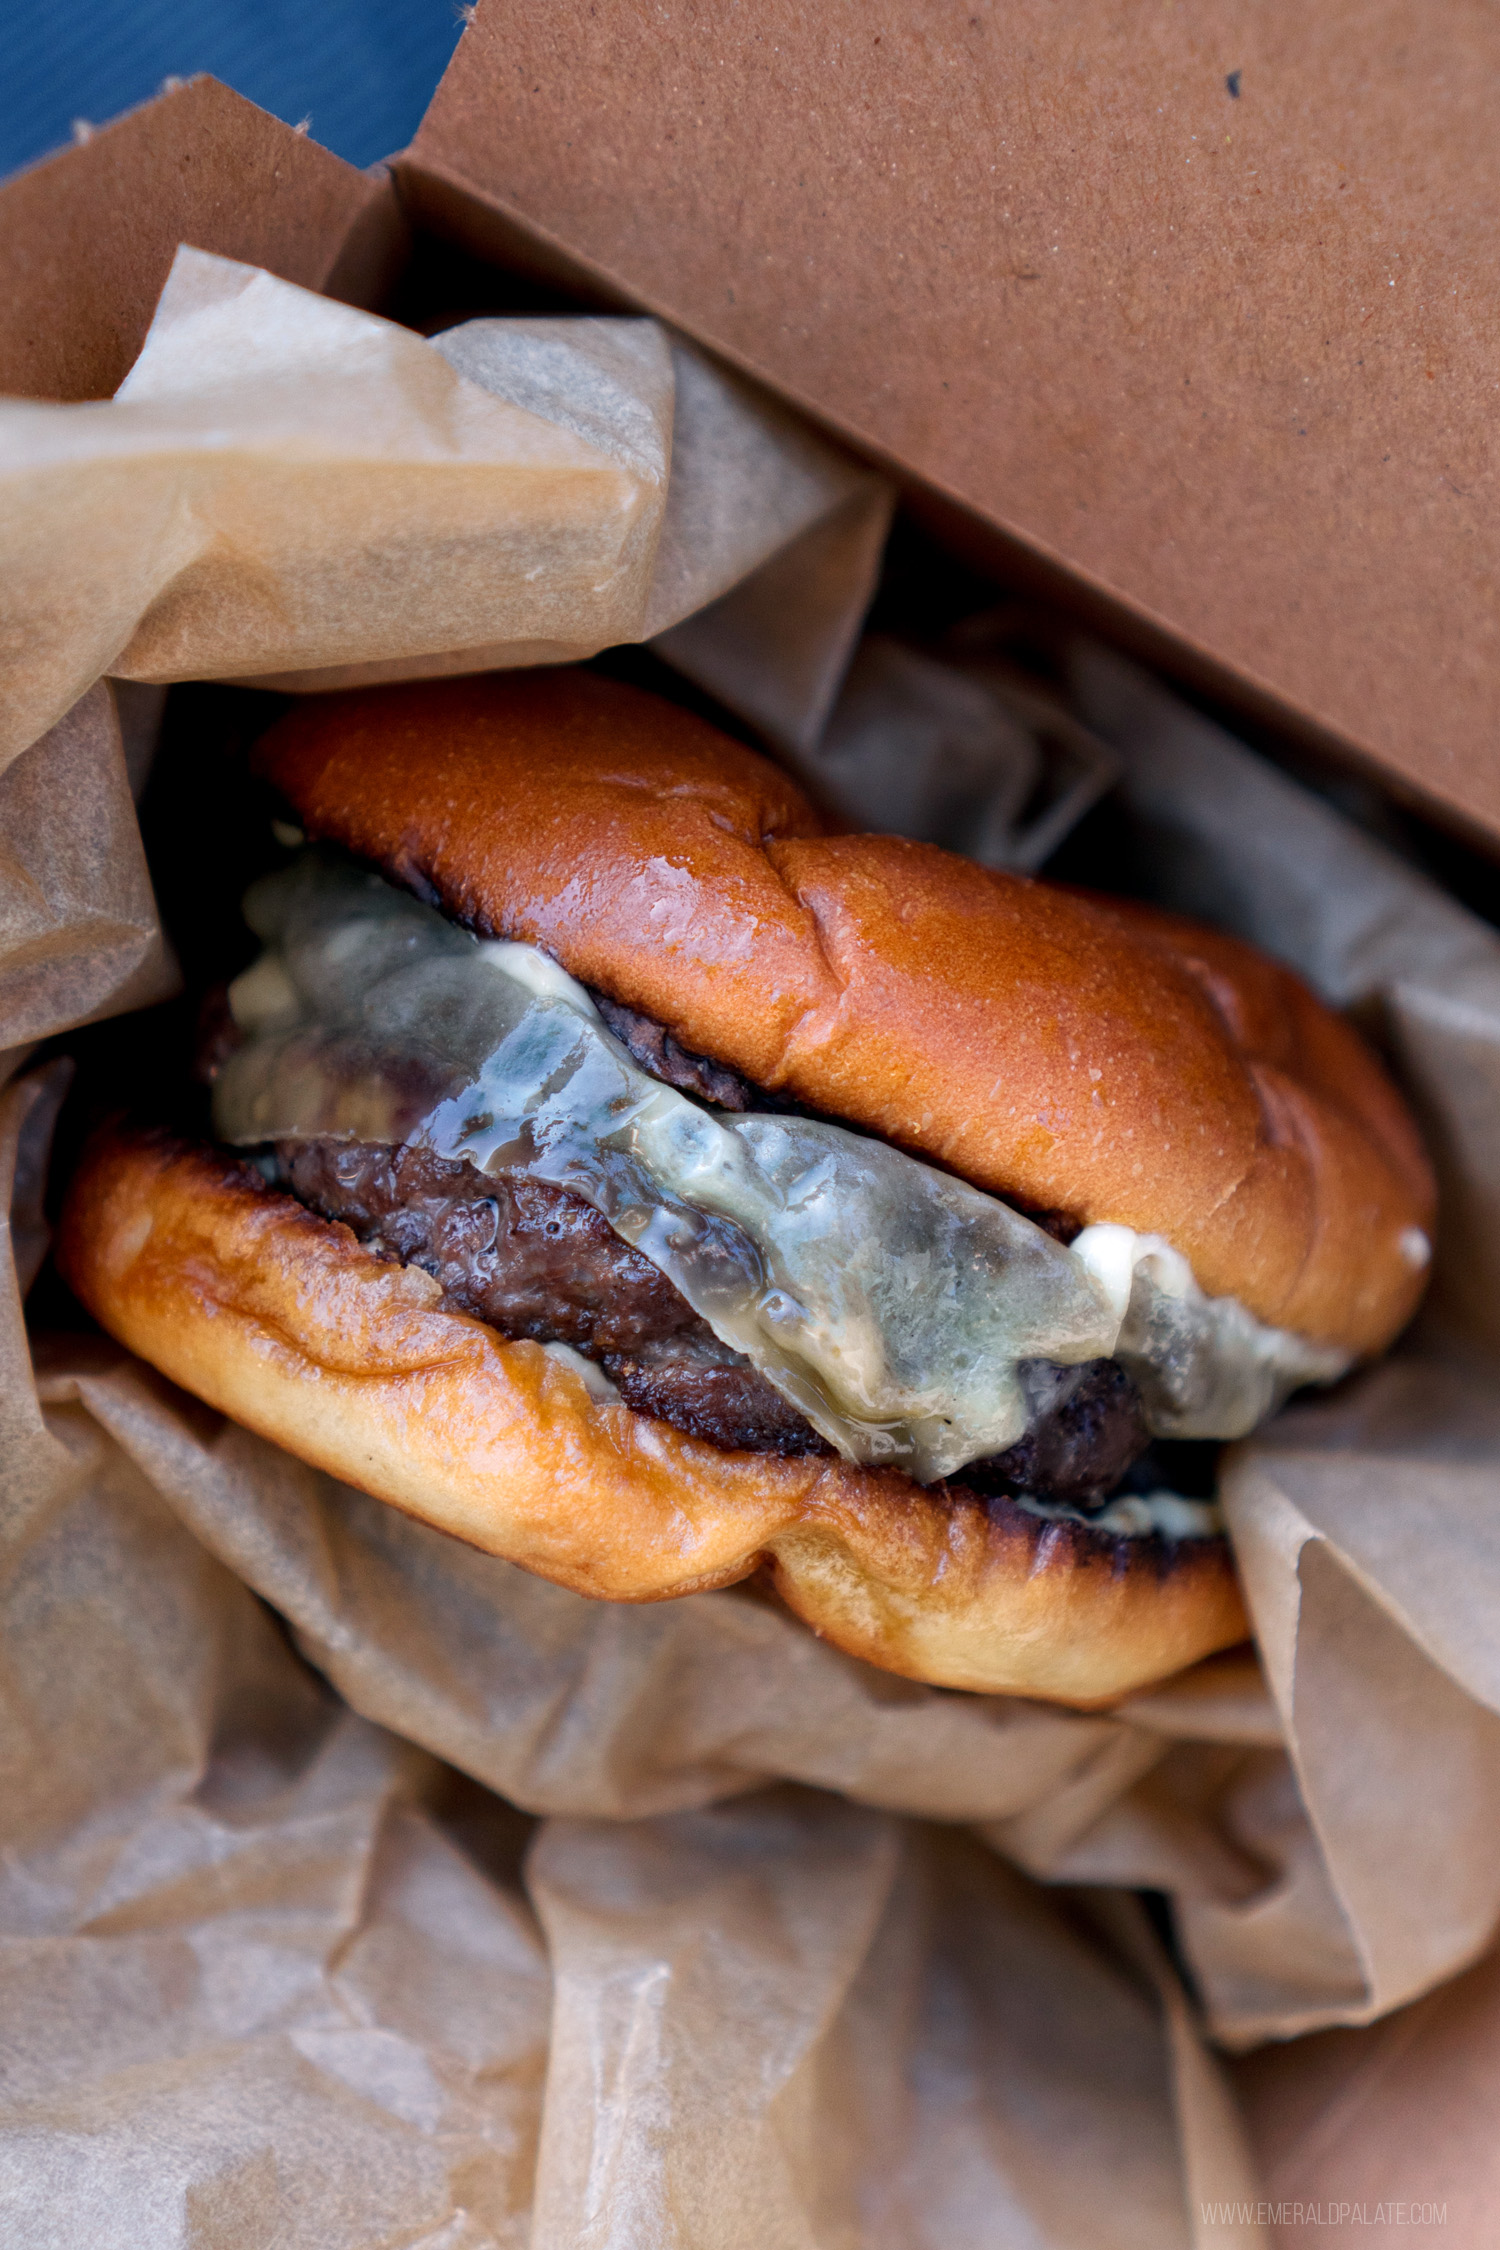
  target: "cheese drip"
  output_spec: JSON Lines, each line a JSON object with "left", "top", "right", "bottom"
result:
{"left": 215, "top": 852, "right": 1350, "bottom": 1481}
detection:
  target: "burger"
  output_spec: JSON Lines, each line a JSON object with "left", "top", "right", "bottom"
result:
{"left": 56, "top": 670, "right": 1436, "bottom": 1704}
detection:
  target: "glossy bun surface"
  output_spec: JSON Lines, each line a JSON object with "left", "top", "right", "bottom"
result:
{"left": 256, "top": 671, "right": 1435, "bottom": 1354}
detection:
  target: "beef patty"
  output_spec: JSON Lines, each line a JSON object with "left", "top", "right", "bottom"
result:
{"left": 274, "top": 1137, "right": 1150, "bottom": 1499}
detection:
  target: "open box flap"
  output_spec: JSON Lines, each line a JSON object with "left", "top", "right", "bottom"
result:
{"left": 405, "top": 0, "right": 1500, "bottom": 851}
{"left": 0, "top": 75, "right": 405, "bottom": 403}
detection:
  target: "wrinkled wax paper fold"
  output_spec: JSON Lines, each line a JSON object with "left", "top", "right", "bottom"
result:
{"left": 9, "top": 1321, "right": 1262, "bottom": 2249}
{"left": 0, "top": 245, "right": 890, "bottom": 771}
{"left": 7, "top": 257, "right": 1500, "bottom": 2240}
{"left": 1074, "top": 644, "right": 1500, "bottom": 2044}
{"left": 0, "top": 680, "right": 176, "bottom": 1087}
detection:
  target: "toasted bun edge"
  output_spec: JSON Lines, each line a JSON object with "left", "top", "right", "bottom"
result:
{"left": 55, "top": 1124, "right": 1249, "bottom": 1707}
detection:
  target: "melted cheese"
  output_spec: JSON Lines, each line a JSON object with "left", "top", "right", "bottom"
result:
{"left": 1070, "top": 1226, "right": 1349, "bottom": 1441}
{"left": 216, "top": 851, "right": 1350, "bottom": 1483}
{"left": 1013, "top": 1489, "right": 1224, "bottom": 1541}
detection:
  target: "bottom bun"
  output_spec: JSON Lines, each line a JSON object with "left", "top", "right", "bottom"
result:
{"left": 56, "top": 1125, "right": 1249, "bottom": 1706}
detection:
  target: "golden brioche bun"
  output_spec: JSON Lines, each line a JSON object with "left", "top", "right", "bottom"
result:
{"left": 57, "top": 1126, "right": 1248, "bottom": 1707}
{"left": 256, "top": 670, "right": 1434, "bottom": 1357}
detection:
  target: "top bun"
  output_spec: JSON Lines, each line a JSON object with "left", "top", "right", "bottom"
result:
{"left": 255, "top": 671, "right": 1435, "bottom": 1356}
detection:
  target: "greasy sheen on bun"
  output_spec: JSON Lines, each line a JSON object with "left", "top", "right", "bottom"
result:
{"left": 254, "top": 671, "right": 1434, "bottom": 1358}
{"left": 57, "top": 1125, "right": 1249, "bottom": 1707}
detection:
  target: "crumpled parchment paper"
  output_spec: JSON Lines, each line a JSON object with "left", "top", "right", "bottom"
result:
{"left": 0, "top": 246, "right": 891, "bottom": 772}
{"left": 8, "top": 244, "right": 1500, "bottom": 2243}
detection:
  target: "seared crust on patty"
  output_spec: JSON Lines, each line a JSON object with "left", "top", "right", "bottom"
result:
{"left": 275, "top": 1136, "right": 1149, "bottom": 1488}
{"left": 277, "top": 1136, "right": 832, "bottom": 1457}
{"left": 254, "top": 670, "right": 1435, "bottom": 1356}
{"left": 275, "top": 1138, "right": 700, "bottom": 1355}
{"left": 56, "top": 1124, "right": 1249, "bottom": 1706}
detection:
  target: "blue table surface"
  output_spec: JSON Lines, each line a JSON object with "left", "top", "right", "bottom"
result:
{"left": 3, "top": 0, "right": 467, "bottom": 184}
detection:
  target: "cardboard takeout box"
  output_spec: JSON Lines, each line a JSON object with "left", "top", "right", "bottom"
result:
{"left": 6, "top": 9, "right": 1500, "bottom": 2242}
{"left": 8, "top": 0, "right": 1500, "bottom": 849}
